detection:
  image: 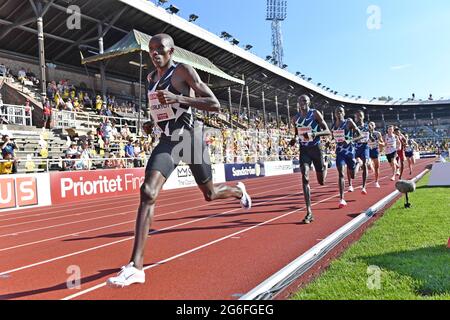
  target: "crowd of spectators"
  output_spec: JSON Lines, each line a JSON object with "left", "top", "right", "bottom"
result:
{"left": 1, "top": 63, "right": 449, "bottom": 173}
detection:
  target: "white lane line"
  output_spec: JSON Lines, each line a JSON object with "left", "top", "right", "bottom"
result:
{"left": 0, "top": 174, "right": 298, "bottom": 225}
{"left": 62, "top": 178, "right": 366, "bottom": 300}
{"left": 0, "top": 177, "right": 301, "bottom": 239}
{"left": 2, "top": 162, "right": 413, "bottom": 299}
{"left": 0, "top": 173, "right": 293, "bottom": 218}
{"left": 62, "top": 167, "right": 407, "bottom": 300}
{"left": 0, "top": 181, "right": 309, "bottom": 277}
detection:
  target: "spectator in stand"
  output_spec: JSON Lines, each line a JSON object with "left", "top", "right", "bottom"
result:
{"left": 70, "top": 87, "right": 76, "bottom": 100}
{"left": 26, "top": 70, "right": 39, "bottom": 86}
{"left": 100, "top": 102, "right": 109, "bottom": 116}
{"left": 428, "top": 94, "right": 434, "bottom": 101}
{"left": 120, "top": 124, "right": 131, "bottom": 140}
{"left": 83, "top": 92, "right": 92, "bottom": 109}
{"left": 110, "top": 122, "right": 120, "bottom": 141}
{"left": 24, "top": 99, "right": 33, "bottom": 126}
{"left": 54, "top": 91, "right": 65, "bottom": 111}
{"left": 73, "top": 97, "right": 82, "bottom": 112}
{"left": 66, "top": 142, "right": 80, "bottom": 159}
{"left": 102, "top": 120, "right": 113, "bottom": 150}
{"left": 124, "top": 137, "right": 135, "bottom": 167}
{"left": 95, "top": 95, "right": 103, "bottom": 114}
{"left": 133, "top": 139, "right": 145, "bottom": 168}
{"left": 43, "top": 98, "right": 52, "bottom": 129}
{"left": 65, "top": 98, "right": 74, "bottom": 112}
{"left": 17, "top": 68, "right": 26, "bottom": 83}
{"left": 47, "top": 82, "right": 55, "bottom": 100}
{"left": 1, "top": 134, "right": 18, "bottom": 174}
{"left": 78, "top": 90, "right": 84, "bottom": 102}
{"left": 79, "top": 141, "right": 92, "bottom": 170}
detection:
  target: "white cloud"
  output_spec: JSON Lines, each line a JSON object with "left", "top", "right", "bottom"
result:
{"left": 390, "top": 64, "right": 412, "bottom": 71}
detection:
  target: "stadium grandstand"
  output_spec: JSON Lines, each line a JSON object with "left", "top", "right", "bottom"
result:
{"left": 0, "top": 0, "right": 448, "bottom": 303}
{"left": 0, "top": 0, "right": 448, "bottom": 175}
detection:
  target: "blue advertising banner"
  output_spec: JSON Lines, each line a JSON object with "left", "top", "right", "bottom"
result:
{"left": 225, "top": 163, "right": 265, "bottom": 181}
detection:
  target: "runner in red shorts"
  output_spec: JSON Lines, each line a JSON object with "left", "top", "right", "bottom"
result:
{"left": 394, "top": 127, "right": 407, "bottom": 180}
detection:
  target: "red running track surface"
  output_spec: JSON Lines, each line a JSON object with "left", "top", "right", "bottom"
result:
{"left": 0, "top": 159, "right": 434, "bottom": 300}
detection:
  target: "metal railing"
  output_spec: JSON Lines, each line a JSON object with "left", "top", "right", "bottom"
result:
{"left": 53, "top": 110, "right": 140, "bottom": 133}
{"left": 0, "top": 156, "right": 149, "bottom": 174}
{"left": 0, "top": 104, "right": 33, "bottom": 126}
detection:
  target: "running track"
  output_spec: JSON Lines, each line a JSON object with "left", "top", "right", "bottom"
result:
{"left": 0, "top": 159, "right": 433, "bottom": 300}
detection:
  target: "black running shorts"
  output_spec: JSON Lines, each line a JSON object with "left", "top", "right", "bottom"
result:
{"left": 299, "top": 145, "right": 325, "bottom": 173}
{"left": 146, "top": 133, "right": 213, "bottom": 186}
{"left": 386, "top": 151, "right": 397, "bottom": 163}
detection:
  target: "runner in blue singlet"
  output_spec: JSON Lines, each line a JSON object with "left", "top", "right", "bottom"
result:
{"left": 331, "top": 106, "right": 362, "bottom": 208}
{"left": 290, "top": 95, "right": 331, "bottom": 224}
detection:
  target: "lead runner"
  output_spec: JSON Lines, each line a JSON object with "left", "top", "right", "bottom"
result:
{"left": 107, "top": 34, "right": 252, "bottom": 287}
{"left": 290, "top": 95, "right": 331, "bottom": 224}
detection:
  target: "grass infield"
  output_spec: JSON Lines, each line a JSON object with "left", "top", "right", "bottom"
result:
{"left": 291, "top": 174, "right": 450, "bottom": 300}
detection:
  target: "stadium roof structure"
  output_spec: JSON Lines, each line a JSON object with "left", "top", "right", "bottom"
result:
{"left": 81, "top": 29, "right": 245, "bottom": 86}
{"left": 0, "top": 0, "right": 449, "bottom": 120}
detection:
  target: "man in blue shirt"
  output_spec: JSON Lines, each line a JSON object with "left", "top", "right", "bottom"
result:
{"left": 124, "top": 138, "right": 135, "bottom": 168}
{"left": 1, "top": 134, "right": 18, "bottom": 173}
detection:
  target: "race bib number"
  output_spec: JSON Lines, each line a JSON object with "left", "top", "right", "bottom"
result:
{"left": 298, "top": 127, "right": 313, "bottom": 143}
{"left": 148, "top": 92, "right": 176, "bottom": 122}
{"left": 333, "top": 130, "right": 345, "bottom": 143}
{"left": 387, "top": 138, "right": 395, "bottom": 148}
{"left": 360, "top": 132, "right": 370, "bottom": 143}
{"left": 368, "top": 141, "right": 378, "bottom": 149}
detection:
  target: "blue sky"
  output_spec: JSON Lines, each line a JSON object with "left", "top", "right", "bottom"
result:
{"left": 155, "top": 0, "right": 450, "bottom": 100}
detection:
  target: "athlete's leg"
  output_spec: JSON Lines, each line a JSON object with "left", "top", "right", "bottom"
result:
{"left": 388, "top": 153, "right": 397, "bottom": 181}
{"left": 312, "top": 146, "right": 327, "bottom": 185}
{"left": 347, "top": 167, "right": 354, "bottom": 191}
{"left": 130, "top": 170, "right": 166, "bottom": 270}
{"left": 301, "top": 163, "right": 314, "bottom": 223}
{"left": 373, "top": 157, "right": 380, "bottom": 184}
{"left": 198, "top": 180, "right": 242, "bottom": 202}
{"left": 408, "top": 157, "right": 413, "bottom": 175}
{"left": 361, "top": 158, "right": 368, "bottom": 192}
{"left": 398, "top": 153, "right": 405, "bottom": 180}
{"left": 337, "top": 164, "right": 345, "bottom": 201}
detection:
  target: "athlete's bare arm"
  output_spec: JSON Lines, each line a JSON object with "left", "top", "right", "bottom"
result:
{"left": 348, "top": 119, "right": 363, "bottom": 142}
{"left": 313, "top": 110, "right": 331, "bottom": 138}
{"left": 155, "top": 63, "right": 220, "bottom": 112}
{"left": 378, "top": 133, "right": 385, "bottom": 147}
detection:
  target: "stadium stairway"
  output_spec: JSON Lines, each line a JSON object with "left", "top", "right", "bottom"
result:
{"left": 1, "top": 124, "right": 67, "bottom": 174}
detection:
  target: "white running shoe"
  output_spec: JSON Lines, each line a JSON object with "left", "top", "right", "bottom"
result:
{"left": 237, "top": 182, "right": 252, "bottom": 210}
{"left": 339, "top": 199, "right": 348, "bottom": 209}
{"left": 106, "top": 262, "right": 146, "bottom": 288}
{"left": 348, "top": 185, "right": 354, "bottom": 193}
{"left": 391, "top": 175, "right": 396, "bottom": 181}
{"left": 375, "top": 182, "right": 381, "bottom": 189}
{"left": 361, "top": 188, "right": 368, "bottom": 195}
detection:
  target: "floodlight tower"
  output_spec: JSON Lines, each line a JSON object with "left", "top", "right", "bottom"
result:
{"left": 266, "top": 0, "right": 287, "bottom": 68}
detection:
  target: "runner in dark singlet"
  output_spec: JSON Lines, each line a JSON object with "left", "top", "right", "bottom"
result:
{"left": 290, "top": 95, "right": 331, "bottom": 224}
{"left": 353, "top": 110, "right": 370, "bottom": 195}
{"left": 331, "top": 106, "right": 362, "bottom": 208}
{"left": 404, "top": 134, "right": 419, "bottom": 175}
{"left": 368, "top": 122, "right": 385, "bottom": 188}
{"left": 107, "top": 34, "right": 252, "bottom": 288}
